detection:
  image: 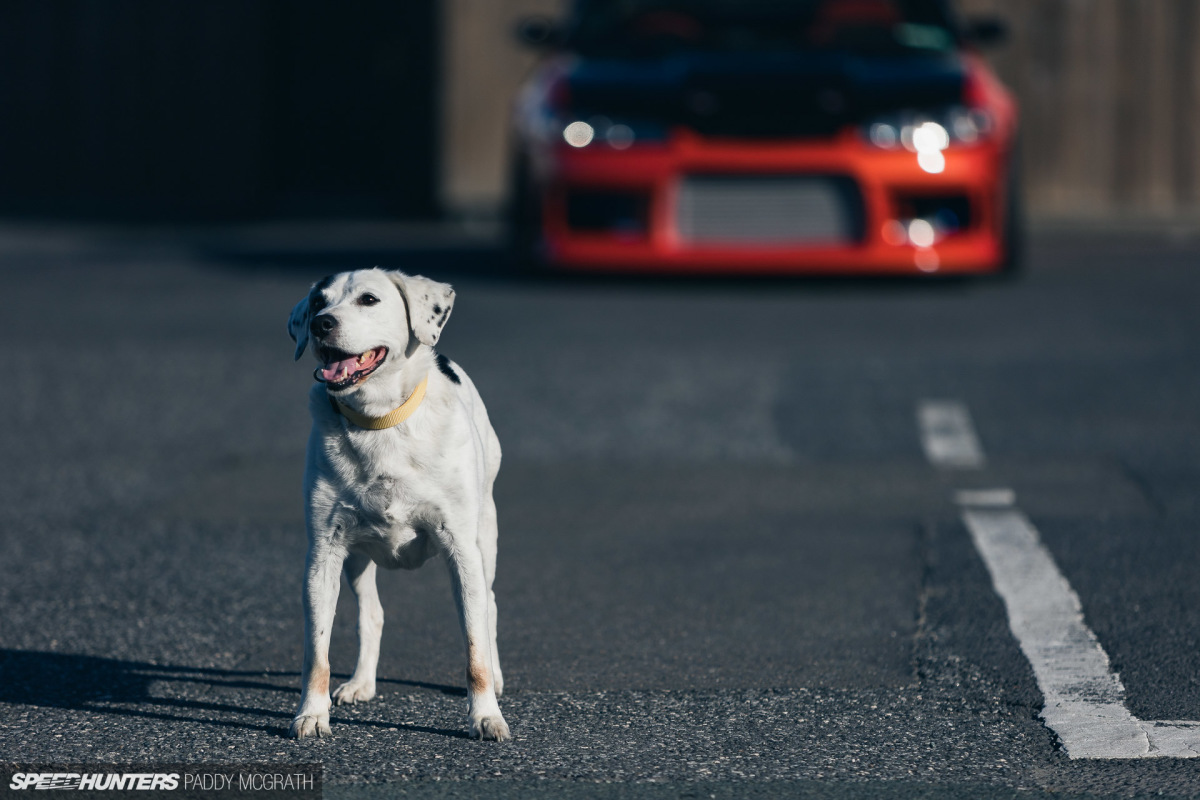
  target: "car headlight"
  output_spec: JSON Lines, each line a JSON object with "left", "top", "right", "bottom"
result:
{"left": 863, "top": 106, "right": 993, "bottom": 152}
{"left": 560, "top": 116, "right": 667, "bottom": 149}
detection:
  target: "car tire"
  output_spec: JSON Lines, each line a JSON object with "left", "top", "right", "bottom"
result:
{"left": 998, "top": 149, "right": 1025, "bottom": 279}
{"left": 506, "top": 151, "right": 546, "bottom": 274}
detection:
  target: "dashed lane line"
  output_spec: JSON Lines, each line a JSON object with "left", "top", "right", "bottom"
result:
{"left": 919, "top": 399, "right": 1200, "bottom": 759}
{"left": 961, "top": 502, "right": 1200, "bottom": 758}
{"left": 917, "top": 400, "right": 985, "bottom": 469}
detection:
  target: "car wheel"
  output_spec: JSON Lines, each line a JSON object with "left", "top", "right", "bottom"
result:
{"left": 998, "top": 149, "right": 1025, "bottom": 279}
{"left": 506, "top": 151, "right": 545, "bottom": 273}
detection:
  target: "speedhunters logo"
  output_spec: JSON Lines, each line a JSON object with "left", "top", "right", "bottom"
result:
{"left": 2, "top": 766, "right": 321, "bottom": 797}
{"left": 10, "top": 773, "right": 180, "bottom": 790}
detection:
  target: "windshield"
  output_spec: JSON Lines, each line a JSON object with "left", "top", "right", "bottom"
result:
{"left": 566, "top": 0, "right": 960, "bottom": 58}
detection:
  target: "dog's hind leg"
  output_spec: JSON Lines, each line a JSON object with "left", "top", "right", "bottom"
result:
{"left": 479, "top": 492, "right": 503, "bottom": 697}
{"left": 332, "top": 552, "right": 382, "bottom": 705}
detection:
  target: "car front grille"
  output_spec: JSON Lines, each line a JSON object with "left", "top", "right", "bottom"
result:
{"left": 676, "top": 175, "right": 863, "bottom": 245}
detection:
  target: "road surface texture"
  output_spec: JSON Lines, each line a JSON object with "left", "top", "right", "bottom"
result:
{"left": 0, "top": 223, "right": 1198, "bottom": 798}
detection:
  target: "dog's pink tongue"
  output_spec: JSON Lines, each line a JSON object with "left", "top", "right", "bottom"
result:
{"left": 319, "top": 356, "right": 360, "bottom": 382}
{"left": 320, "top": 349, "right": 384, "bottom": 382}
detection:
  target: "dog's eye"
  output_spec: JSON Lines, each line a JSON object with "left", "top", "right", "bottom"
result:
{"left": 310, "top": 294, "right": 327, "bottom": 313}
{"left": 358, "top": 293, "right": 380, "bottom": 306}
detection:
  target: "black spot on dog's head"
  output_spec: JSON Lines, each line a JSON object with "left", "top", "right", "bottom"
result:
{"left": 310, "top": 274, "right": 335, "bottom": 312}
{"left": 435, "top": 353, "right": 461, "bottom": 385}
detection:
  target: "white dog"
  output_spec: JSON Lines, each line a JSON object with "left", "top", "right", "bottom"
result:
{"left": 285, "top": 268, "right": 508, "bottom": 741}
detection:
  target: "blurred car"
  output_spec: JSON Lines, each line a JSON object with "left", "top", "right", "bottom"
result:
{"left": 508, "top": 0, "right": 1019, "bottom": 276}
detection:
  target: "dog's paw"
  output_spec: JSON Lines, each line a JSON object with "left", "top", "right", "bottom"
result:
{"left": 470, "top": 714, "right": 511, "bottom": 742}
{"left": 288, "top": 713, "right": 331, "bottom": 739}
{"left": 332, "top": 680, "right": 376, "bottom": 705}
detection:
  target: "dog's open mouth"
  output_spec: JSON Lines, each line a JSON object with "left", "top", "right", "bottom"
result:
{"left": 316, "top": 347, "right": 388, "bottom": 391}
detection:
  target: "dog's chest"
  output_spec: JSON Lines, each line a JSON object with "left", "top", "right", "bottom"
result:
{"left": 329, "top": 469, "right": 436, "bottom": 572}
{"left": 330, "top": 429, "right": 440, "bottom": 544}
{"left": 351, "top": 473, "right": 412, "bottom": 527}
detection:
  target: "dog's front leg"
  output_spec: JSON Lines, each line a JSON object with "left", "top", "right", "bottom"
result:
{"left": 445, "top": 538, "right": 510, "bottom": 741}
{"left": 332, "top": 552, "right": 382, "bottom": 705}
{"left": 290, "top": 540, "right": 345, "bottom": 738}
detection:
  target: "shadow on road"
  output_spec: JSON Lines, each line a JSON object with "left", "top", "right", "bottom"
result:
{"left": 198, "top": 240, "right": 985, "bottom": 294}
{"left": 0, "top": 649, "right": 467, "bottom": 739}
{"left": 0, "top": 221, "right": 995, "bottom": 291}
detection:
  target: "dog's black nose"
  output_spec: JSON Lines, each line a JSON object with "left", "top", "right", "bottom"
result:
{"left": 311, "top": 313, "right": 338, "bottom": 338}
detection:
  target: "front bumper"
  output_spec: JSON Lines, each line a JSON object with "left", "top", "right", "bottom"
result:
{"left": 535, "top": 129, "right": 1011, "bottom": 275}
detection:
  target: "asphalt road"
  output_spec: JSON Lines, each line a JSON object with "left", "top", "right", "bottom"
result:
{"left": 0, "top": 224, "right": 1198, "bottom": 798}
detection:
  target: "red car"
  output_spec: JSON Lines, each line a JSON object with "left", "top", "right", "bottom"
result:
{"left": 509, "top": 0, "right": 1019, "bottom": 276}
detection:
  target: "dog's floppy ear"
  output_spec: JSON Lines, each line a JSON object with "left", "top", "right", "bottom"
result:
{"left": 388, "top": 271, "right": 455, "bottom": 347}
{"left": 288, "top": 292, "right": 312, "bottom": 361}
{"left": 288, "top": 275, "right": 337, "bottom": 360}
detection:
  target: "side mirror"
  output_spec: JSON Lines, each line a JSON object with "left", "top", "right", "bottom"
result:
{"left": 962, "top": 16, "right": 1008, "bottom": 48}
{"left": 514, "top": 16, "right": 563, "bottom": 50}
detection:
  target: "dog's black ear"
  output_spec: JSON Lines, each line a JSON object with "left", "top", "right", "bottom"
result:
{"left": 387, "top": 271, "right": 455, "bottom": 347}
{"left": 288, "top": 292, "right": 312, "bottom": 361}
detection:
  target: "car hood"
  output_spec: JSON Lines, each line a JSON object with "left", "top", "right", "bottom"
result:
{"left": 561, "top": 51, "right": 967, "bottom": 137}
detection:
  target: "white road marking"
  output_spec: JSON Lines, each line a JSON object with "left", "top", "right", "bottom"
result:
{"left": 953, "top": 488, "right": 1016, "bottom": 508}
{"left": 964, "top": 506, "right": 1145, "bottom": 758}
{"left": 962, "top": 505, "right": 1200, "bottom": 758}
{"left": 917, "top": 400, "right": 985, "bottom": 468}
{"left": 915, "top": 399, "right": 1200, "bottom": 757}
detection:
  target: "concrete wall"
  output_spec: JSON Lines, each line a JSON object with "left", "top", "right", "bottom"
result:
{"left": 440, "top": 0, "right": 561, "bottom": 216}
{"left": 441, "top": 0, "right": 1200, "bottom": 220}
{"left": 960, "top": 0, "right": 1200, "bottom": 220}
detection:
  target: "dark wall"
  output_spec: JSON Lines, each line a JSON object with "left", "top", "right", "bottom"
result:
{"left": 960, "top": 0, "right": 1200, "bottom": 217}
{"left": 0, "top": 0, "right": 439, "bottom": 221}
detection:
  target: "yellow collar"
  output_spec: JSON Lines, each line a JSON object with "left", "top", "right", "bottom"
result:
{"left": 333, "top": 375, "right": 428, "bottom": 430}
